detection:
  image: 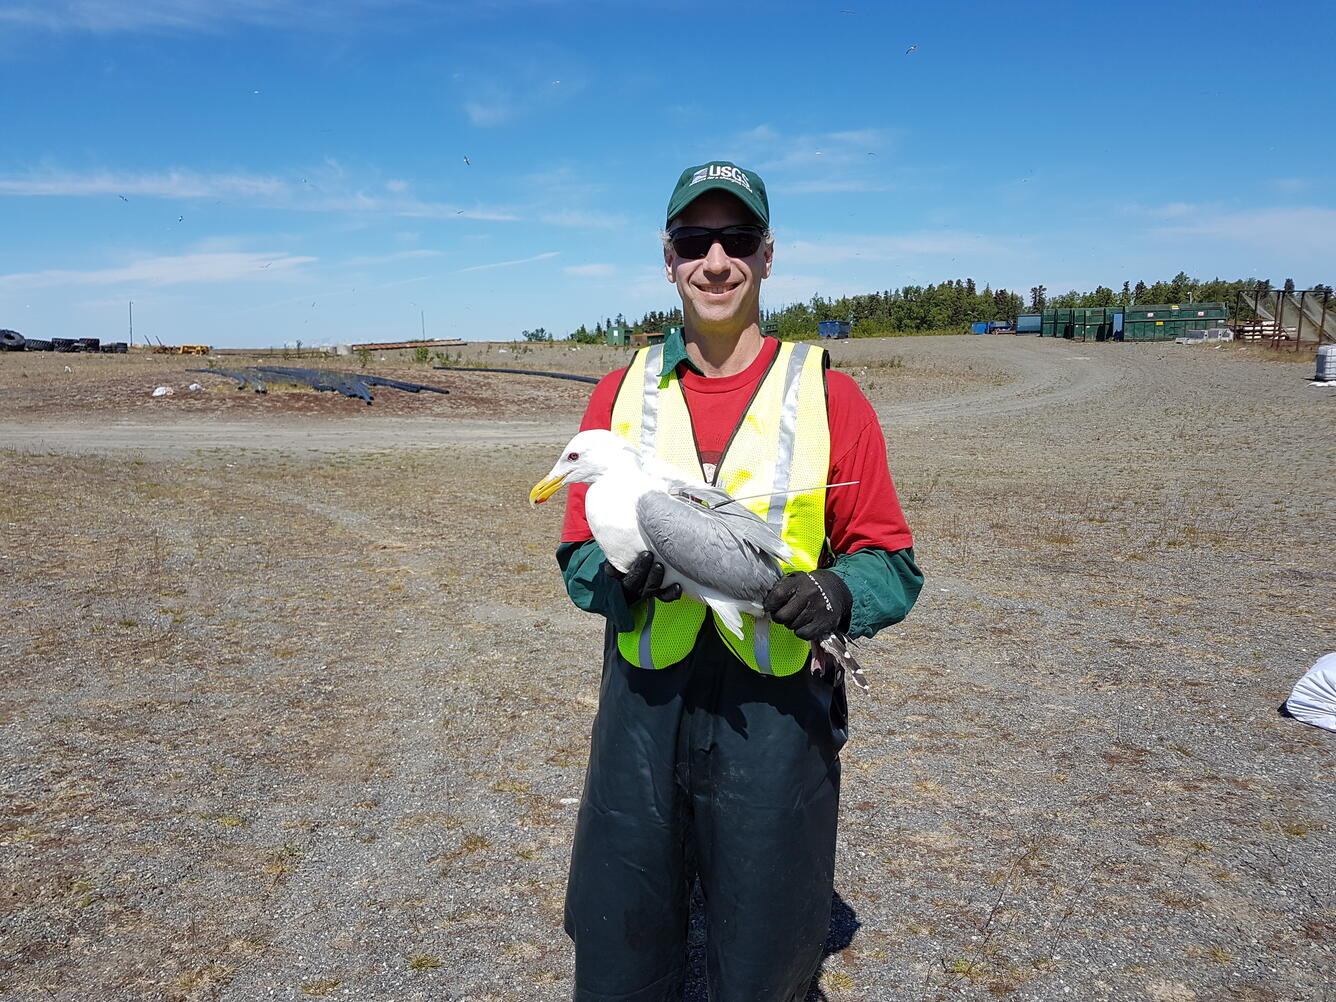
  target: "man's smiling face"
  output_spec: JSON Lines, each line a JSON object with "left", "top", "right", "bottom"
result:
{"left": 664, "top": 189, "right": 772, "bottom": 337}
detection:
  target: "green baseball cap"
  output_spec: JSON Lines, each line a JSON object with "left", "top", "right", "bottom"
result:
{"left": 665, "top": 161, "right": 769, "bottom": 228}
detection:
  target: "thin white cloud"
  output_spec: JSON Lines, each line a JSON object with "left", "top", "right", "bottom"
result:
{"left": 463, "top": 96, "right": 516, "bottom": 127}
{"left": 234, "top": 271, "right": 431, "bottom": 313}
{"left": 1147, "top": 205, "right": 1336, "bottom": 256}
{"left": 771, "top": 179, "right": 892, "bottom": 195}
{"left": 0, "top": 164, "right": 639, "bottom": 230}
{"left": 726, "top": 123, "right": 898, "bottom": 172}
{"left": 0, "top": 0, "right": 448, "bottom": 34}
{"left": 339, "top": 249, "right": 443, "bottom": 268}
{"left": 0, "top": 251, "right": 313, "bottom": 289}
{"left": 452, "top": 40, "right": 586, "bottom": 127}
{"left": 1270, "top": 177, "right": 1312, "bottom": 196}
{"left": 781, "top": 231, "right": 1013, "bottom": 266}
{"left": 1119, "top": 201, "right": 1198, "bottom": 219}
{"left": 539, "top": 209, "right": 627, "bottom": 229}
{"left": 564, "top": 263, "right": 616, "bottom": 278}
{"left": 457, "top": 251, "right": 558, "bottom": 273}
{"left": 0, "top": 167, "right": 522, "bottom": 221}
{"left": 0, "top": 169, "right": 289, "bottom": 199}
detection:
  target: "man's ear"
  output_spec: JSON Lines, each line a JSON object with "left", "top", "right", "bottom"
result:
{"left": 664, "top": 246, "right": 676, "bottom": 284}
{"left": 762, "top": 239, "right": 773, "bottom": 279}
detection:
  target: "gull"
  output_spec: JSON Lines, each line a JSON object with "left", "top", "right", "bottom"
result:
{"left": 118, "top": 194, "right": 128, "bottom": 202}
{"left": 905, "top": 44, "right": 918, "bottom": 54}
{"left": 462, "top": 155, "right": 471, "bottom": 166}
{"left": 530, "top": 429, "right": 868, "bottom": 686}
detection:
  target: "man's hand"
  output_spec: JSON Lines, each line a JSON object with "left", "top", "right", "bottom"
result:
{"left": 763, "top": 570, "right": 853, "bottom": 640}
{"left": 605, "top": 551, "right": 682, "bottom": 605}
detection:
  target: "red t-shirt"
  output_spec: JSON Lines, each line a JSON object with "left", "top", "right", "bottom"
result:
{"left": 561, "top": 338, "right": 914, "bottom": 556}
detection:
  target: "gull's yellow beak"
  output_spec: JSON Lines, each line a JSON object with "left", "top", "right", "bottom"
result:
{"left": 529, "top": 471, "right": 570, "bottom": 506}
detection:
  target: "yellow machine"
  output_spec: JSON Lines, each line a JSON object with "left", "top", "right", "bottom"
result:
{"left": 150, "top": 344, "right": 212, "bottom": 355}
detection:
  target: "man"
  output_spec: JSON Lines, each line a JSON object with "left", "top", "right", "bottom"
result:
{"left": 554, "top": 160, "right": 922, "bottom": 1001}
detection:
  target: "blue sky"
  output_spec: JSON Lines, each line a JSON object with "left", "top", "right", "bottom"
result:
{"left": 2, "top": 0, "right": 1332, "bottom": 348}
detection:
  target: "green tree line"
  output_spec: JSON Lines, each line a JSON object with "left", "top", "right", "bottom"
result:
{"left": 552, "top": 273, "right": 1329, "bottom": 341}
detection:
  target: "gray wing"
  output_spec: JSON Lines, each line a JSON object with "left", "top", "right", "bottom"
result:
{"left": 635, "top": 491, "right": 785, "bottom": 604}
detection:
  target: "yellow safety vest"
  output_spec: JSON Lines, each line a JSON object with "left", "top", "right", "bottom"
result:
{"left": 608, "top": 338, "right": 831, "bottom": 676}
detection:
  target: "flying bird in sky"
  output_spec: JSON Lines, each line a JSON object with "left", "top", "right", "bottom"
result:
{"left": 463, "top": 155, "right": 471, "bottom": 166}
{"left": 530, "top": 429, "right": 869, "bottom": 687}
{"left": 906, "top": 44, "right": 918, "bottom": 53}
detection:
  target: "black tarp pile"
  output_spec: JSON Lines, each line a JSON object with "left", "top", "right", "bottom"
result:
{"left": 189, "top": 366, "right": 450, "bottom": 405}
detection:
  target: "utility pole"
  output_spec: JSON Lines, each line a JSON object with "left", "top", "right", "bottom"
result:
{"left": 128, "top": 301, "right": 134, "bottom": 346}
{"left": 420, "top": 310, "right": 426, "bottom": 340}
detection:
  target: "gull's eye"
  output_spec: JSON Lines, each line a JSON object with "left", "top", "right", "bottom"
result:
{"left": 566, "top": 451, "right": 579, "bottom": 461}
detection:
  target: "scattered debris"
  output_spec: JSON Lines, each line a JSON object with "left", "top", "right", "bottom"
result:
{"left": 433, "top": 365, "right": 598, "bottom": 385}
{"left": 347, "top": 338, "right": 464, "bottom": 351}
{"left": 188, "top": 383, "right": 205, "bottom": 391}
{"left": 151, "top": 386, "right": 174, "bottom": 397}
{"left": 188, "top": 366, "right": 450, "bottom": 405}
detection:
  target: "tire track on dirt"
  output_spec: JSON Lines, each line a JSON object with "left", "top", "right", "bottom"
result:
{"left": 878, "top": 341, "right": 1113, "bottom": 428}
{"left": 0, "top": 417, "right": 575, "bottom": 456}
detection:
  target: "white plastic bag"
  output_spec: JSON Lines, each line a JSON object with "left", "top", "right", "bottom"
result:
{"left": 151, "top": 386, "right": 174, "bottom": 397}
{"left": 1286, "top": 653, "right": 1336, "bottom": 733}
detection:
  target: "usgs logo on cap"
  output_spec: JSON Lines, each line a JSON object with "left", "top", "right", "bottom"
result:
{"left": 689, "top": 164, "right": 753, "bottom": 193}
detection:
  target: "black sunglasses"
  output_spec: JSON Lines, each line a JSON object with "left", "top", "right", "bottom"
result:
{"left": 668, "top": 225, "right": 765, "bottom": 260}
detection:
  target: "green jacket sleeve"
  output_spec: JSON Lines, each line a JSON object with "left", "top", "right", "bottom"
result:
{"left": 556, "top": 539, "right": 635, "bottom": 633}
{"left": 560, "top": 539, "right": 921, "bottom": 643}
{"left": 830, "top": 546, "right": 923, "bottom": 640}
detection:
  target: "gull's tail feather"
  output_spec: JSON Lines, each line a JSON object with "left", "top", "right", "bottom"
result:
{"left": 702, "top": 595, "right": 747, "bottom": 640}
{"left": 815, "top": 634, "right": 869, "bottom": 691}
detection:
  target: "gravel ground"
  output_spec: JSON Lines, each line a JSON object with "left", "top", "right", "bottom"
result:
{"left": 0, "top": 335, "right": 1332, "bottom": 1002}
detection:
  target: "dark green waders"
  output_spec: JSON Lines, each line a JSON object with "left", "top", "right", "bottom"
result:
{"left": 564, "top": 619, "right": 848, "bottom": 1002}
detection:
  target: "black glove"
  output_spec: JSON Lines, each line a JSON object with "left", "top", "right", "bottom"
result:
{"left": 763, "top": 570, "right": 853, "bottom": 641}
{"left": 604, "top": 551, "right": 682, "bottom": 605}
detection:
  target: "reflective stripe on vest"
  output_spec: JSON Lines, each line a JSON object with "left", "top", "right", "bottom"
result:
{"left": 609, "top": 339, "right": 831, "bottom": 676}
